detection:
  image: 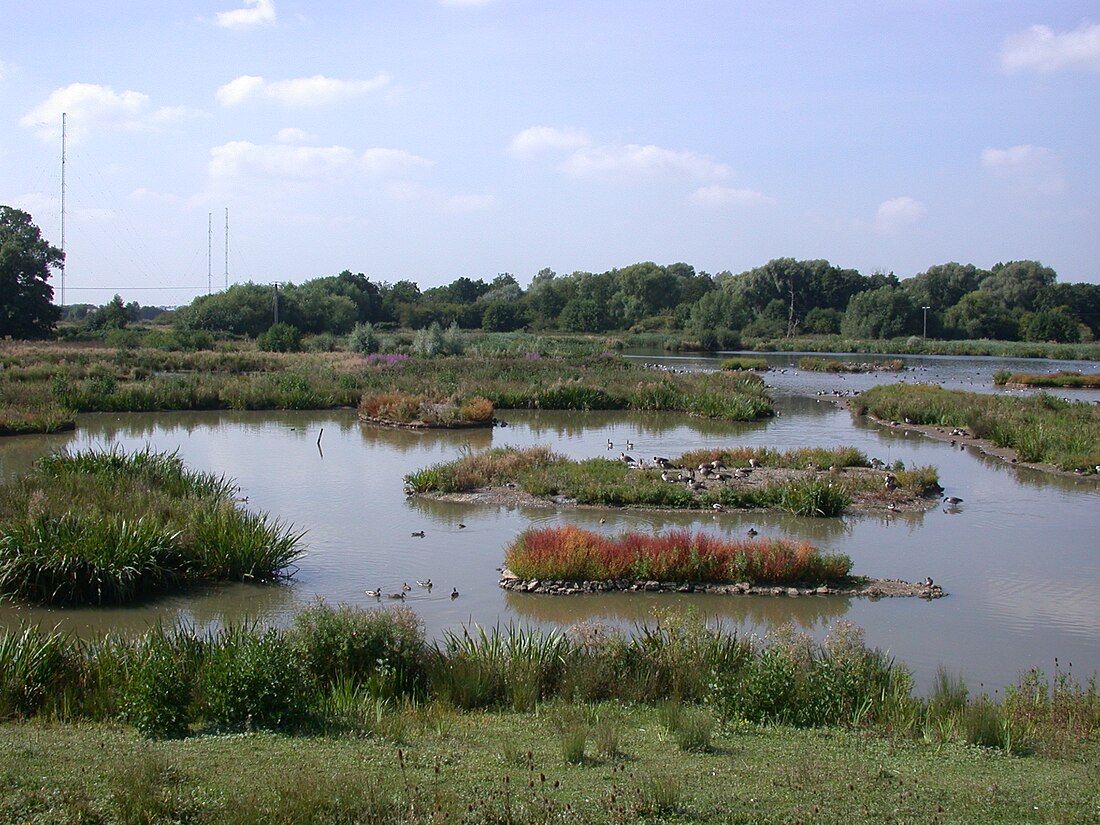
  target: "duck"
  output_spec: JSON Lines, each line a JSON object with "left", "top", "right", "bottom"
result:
{"left": 411, "top": 530, "right": 426, "bottom": 538}
{"left": 450, "top": 587, "right": 460, "bottom": 599}
{"left": 416, "top": 579, "right": 433, "bottom": 588}
{"left": 458, "top": 523, "right": 467, "bottom": 529}
{"left": 365, "top": 588, "right": 382, "bottom": 598}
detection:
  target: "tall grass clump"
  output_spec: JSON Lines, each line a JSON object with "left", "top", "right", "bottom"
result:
{"left": 289, "top": 601, "right": 427, "bottom": 699}
{"left": 505, "top": 526, "right": 852, "bottom": 585}
{"left": 0, "top": 623, "right": 75, "bottom": 719}
{"left": 855, "top": 383, "right": 1100, "bottom": 471}
{"left": 0, "top": 447, "right": 306, "bottom": 605}
{"left": 123, "top": 626, "right": 203, "bottom": 739}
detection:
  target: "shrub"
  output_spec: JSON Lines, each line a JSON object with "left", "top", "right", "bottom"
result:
{"left": 349, "top": 322, "right": 380, "bottom": 355}
{"left": 125, "top": 627, "right": 200, "bottom": 739}
{"left": 256, "top": 322, "right": 302, "bottom": 352}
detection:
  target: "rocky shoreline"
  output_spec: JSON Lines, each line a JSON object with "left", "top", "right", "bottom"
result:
{"left": 499, "top": 568, "right": 946, "bottom": 600}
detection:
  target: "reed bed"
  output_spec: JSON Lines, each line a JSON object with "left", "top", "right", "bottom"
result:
{"left": 0, "top": 342, "right": 774, "bottom": 433}
{"left": 504, "top": 526, "right": 852, "bottom": 585}
{"left": 2, "top": 607, "right": 1094, "bottom": 764}
{"left": 854, "top": 383, "right": 1100, "bottom": 471}
{"left": 798, "top": 356, "right": 904, "bottom": 373}
{"left": 993, "top": 370, "right": 1100, "bottom": 389}
{"left": 358, "top": 391, "right": 494, "bottom": 426}
{"left": 0, "top": 448, "right": 305, "bottom": 605}
{"left": 720, "top": 356, "right": 769, "bottom": 371}
{"left": 406, "top": 445, "right": 935, "bottom": 516}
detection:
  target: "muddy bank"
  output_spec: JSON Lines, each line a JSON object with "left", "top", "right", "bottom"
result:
{"left": 499, "top": 568, "right": 946, "bottom": 600}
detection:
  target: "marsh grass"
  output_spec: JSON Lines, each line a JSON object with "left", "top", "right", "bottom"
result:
{"left": 720, "top": 356, "right": 769, "bottom": 371}
{"left": 0, "top": 448, "right": 306, "bottom": 605}
{"left": 855, "top": 383, "right": 1100, "bottom": 471}
{"left": 0, "top": 622, "right": 74, "bottom": 719}
{"left": 994, "top": 370, "right": 1100, "bottom": 388}
{"left": 1, "top": 342, "right": 774, "bottom": 433}
{"left": 358, "top": 391, "right": 494, "bottom": 425}
{"left": 407, "top": 445, "right": 903, "bottom": 515}
{"left": 505, "top": 525, "right": 852, "bottom": 585}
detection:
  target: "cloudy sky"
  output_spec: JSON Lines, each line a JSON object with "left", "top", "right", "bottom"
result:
{"left": 3, "top": 1, "right": 1099, "bottom": 306}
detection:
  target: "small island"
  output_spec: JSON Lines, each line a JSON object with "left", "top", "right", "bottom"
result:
{"left": 405, "top": 445, "right": 943, "bottom": 517}
{"left": 358, "top": 391, "right": 496, "bottom": 429}
{"left": 499, "top": 525, "right": 944, "bottom": 599}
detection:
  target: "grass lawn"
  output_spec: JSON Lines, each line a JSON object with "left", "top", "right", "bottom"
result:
{"left": 2, "top": 709, "right": 1097, "bottom": 824}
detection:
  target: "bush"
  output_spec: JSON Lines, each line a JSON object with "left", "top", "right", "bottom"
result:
{"left": 256, "top": 322, "right": 302, "bottom": 352}
{"left": 348, "top": 322, "right": 380, "bottom": 355}
{"left": 125, "top": 628, "right": 200, "bottom": 739}
{"left": 199, "top": 626, "right": 309, "bottom": 732}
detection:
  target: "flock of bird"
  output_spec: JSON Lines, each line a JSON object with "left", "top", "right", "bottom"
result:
{"left": 366, "top": 579, "right": 460, "bottom": 601}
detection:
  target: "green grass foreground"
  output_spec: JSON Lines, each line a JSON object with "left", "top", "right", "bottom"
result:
{"left": 854, "top": 384, "right": 1100, "bottom": 472}
{"left": 505, "top": 526, "right": 851, "bottom": 584}
{"left": 0, "top": 448, "right": 305, "bottom": 604}
{"left": 406, "top": 446, "right": 940, "bottom": 516}
{"left": 0, "top": 342, "right": 774, "bottom": 434}
{"left": 1, "top": 609, "right": 1097, "bottom": 823}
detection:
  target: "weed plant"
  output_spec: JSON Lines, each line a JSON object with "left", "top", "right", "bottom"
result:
{"left": 855, "top": 383, "right": 1100, "bottom": 471}
{"left": 0, "top": 448, "right": 305, "bottom": 605}
{"left": 504, "top": 525, "right": 852, "bottom": 585}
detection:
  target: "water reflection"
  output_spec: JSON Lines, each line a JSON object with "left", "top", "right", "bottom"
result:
{"left": 1, "top": 356, "right": 1098, "bottom": 693}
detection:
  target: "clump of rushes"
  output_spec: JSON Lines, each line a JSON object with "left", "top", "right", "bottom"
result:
{"left": 358, "top": 391, "right": 495, "bottom": 426}
{"left": 720, "top": 356, "right": 769, "bottom": 371}
{"left": 504, "top": 526, "right": 851, "bottom": 585}
{"left": 993, "top": 370, "right": 1100, "bottom": 389}
{"left": 798, "top": 357, "right": 904, "bottom": 373}
{"left": 0, "top": 447, "right": 305, "bottom": 605}
{"left": 854, "top": 383, "right": 1100, "bottom": 471}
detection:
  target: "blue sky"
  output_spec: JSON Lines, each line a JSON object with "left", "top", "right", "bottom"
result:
{"left": 3, "top": 1, "right": 1098, "bottom": 306}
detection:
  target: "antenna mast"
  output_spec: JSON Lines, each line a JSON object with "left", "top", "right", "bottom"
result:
{"left": 60, "top": 112, "right": 66, "bottom": 306}
{"left": 207, "top": 212, "right": 212, "bottom": 294}
{"left": 224, "top": 208, "right": 229, "bottom": 290}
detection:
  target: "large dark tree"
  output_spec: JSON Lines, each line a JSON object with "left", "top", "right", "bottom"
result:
{"left": 0, "top": 206, "right": 63, "bottom": 339}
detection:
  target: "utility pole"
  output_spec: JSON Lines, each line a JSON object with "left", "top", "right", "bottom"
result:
{"left": 60, "top": 112, "right": 66, "bottom": 306}
{"left": 207, "top": 212, "right": 212, "bottom": 295}
{"left": 922, "top": 306, "right": 931, "bottom": 339}
{"left": 224, "top": 208, "right": 229, "bottom": 290}
{"left": 272, "top": 283, "right": 279, "bottom": 325}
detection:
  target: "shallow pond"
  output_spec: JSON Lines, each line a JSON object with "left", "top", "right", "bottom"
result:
{"left": 1, "top": 352, "right": 1098, "bottom": 693}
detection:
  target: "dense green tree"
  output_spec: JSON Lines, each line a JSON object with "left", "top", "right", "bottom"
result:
{"left": 0, "top": 206, "right": 63, "bottom": 339}
{"left": 1021, "top": 307, "right": 1080, "bottom": 343}
{"left": 901, "top": 262, "right": 986, "bottom": 311}
{"left": 943, "top": 292, "right": 1020, "bottom": 340}
{"left": 559, "top": 297, "right": 608, "bottom": 332}
{"left": 481, "top": 300, "right": 525, "bottom": 332}
{"left": 980, "top": 260, "right": 1057, "bottom": 312}
{"left": 175, "top": 282, "right": 273, "bottom": 337}
{"left": 84, "top": 294, "right": 133, "bottom": 330}
{"left": 689, "top": 287, "right": 748, "bottom": 349}
{"left": 841, "top": 287, "right": 919, "bottom": 339}
{"left": 1036, "top": 282, "right": 1100, "bottom": 338}
{"left": 729, "top": 258, "right": 866, "bottom": 337}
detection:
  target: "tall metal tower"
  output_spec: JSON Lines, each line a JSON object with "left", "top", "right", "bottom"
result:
{"left": 60, "top": 113, "right": 66, "bottom": 306}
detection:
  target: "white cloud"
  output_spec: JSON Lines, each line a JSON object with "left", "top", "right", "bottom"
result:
{"left": 274, "top": 127, "right": 317, "bottom": 144}
{"left": 981, "top": 144, "right": 1064, "bottom": 193}
{"left": 689, "top": 184, "right": 775, "bottom": 208}
{"left": 510, "top": 125, "right": 731, "bottom": 183}
{"left": 875, "top": 196, "right": 925, "bottom": 232}
{"left": 1000, "top": 22, "right": 1100, "bottom": 73}
{"left": 562, "top": 143, "right": 731, "bottom": 180}
{"left": 19, "top": 83, "right": 186, "bottom": 142}
{"left": 508, "top": 126, "right": 590, "bottom": 157}
{"left": 214, "top": 0, "right": 276, "bottom": 29}
{"left": 216, "top": 73, "right": 391, "bottom": 106}
{"left": 208, "top": 140, "right": 431, "bottom": 185}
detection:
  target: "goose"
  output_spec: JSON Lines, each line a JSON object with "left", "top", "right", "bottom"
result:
{"left": 387, "top": 592, "right": 406, "bottom": 600}
{"left": 943, "top": 495, "right": 963, "bottom": 506}
{"left": 365, "top": 588, "right": 382, "bottom": 598}
{"left": 620, "top": 452, "right": 635, "bottom": 464}
{"left": 626, "top": 440, "right": 635, "bottom": 450}
{"left": 654, "top": 456, "right": 671, "bottom": 467}
{"left": 402, "top": 582, "right": 412, "bottom": 591}
{"left": 922, "top": 576, "right": 934, "bottom": 588}
{"left": 711, "top": 502, "right": 724, "bottom": 512}
{"left": 458, "top": 523, "right": 467, "bottom": 529}
{"left": 607, "top": 438, "right": 614, "bottom": 449}
{"left": 748, "top": 458, "right": 759, "bottom": 468}
{"left": 411, "top": 530, "right": 426, "bottom": 538}
{"left": 746, "top": 527, "right": 758, "bottom": 537}
{"left": 450, "top": 587, "right": 460, "bottom": 599}
{"left": 416, "top": 579, "right": 433, "bottom": 588}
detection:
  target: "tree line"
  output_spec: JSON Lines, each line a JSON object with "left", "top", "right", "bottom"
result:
{"left": 3, "top": 205, "right": 1097, "bottom": 345}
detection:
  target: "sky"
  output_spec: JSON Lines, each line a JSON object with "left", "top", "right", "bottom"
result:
{"left": 2, "top": 1, "right": 1099, "bottom": 307}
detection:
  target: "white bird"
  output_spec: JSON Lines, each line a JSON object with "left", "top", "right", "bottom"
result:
{"left": 712, "top": 502, "right": 724, "bottom": 512}
{"left": 365, "top": 588, "right": 382, "bottom": 597}
{"left": 416, "top": 579, "right": 433, "bottom": 588}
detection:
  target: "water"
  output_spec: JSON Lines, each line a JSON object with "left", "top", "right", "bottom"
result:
{"left": 1, "top": 352, "right": 1098, "bottom": 693}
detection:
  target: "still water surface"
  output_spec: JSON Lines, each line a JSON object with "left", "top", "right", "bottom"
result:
{"left": 1, "top": 352, "right": 1097, "bottom": 693}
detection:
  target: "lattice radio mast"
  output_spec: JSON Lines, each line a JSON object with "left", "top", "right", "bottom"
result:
{"left": 60, "top": 113, "right": 66, "bottom": 305}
